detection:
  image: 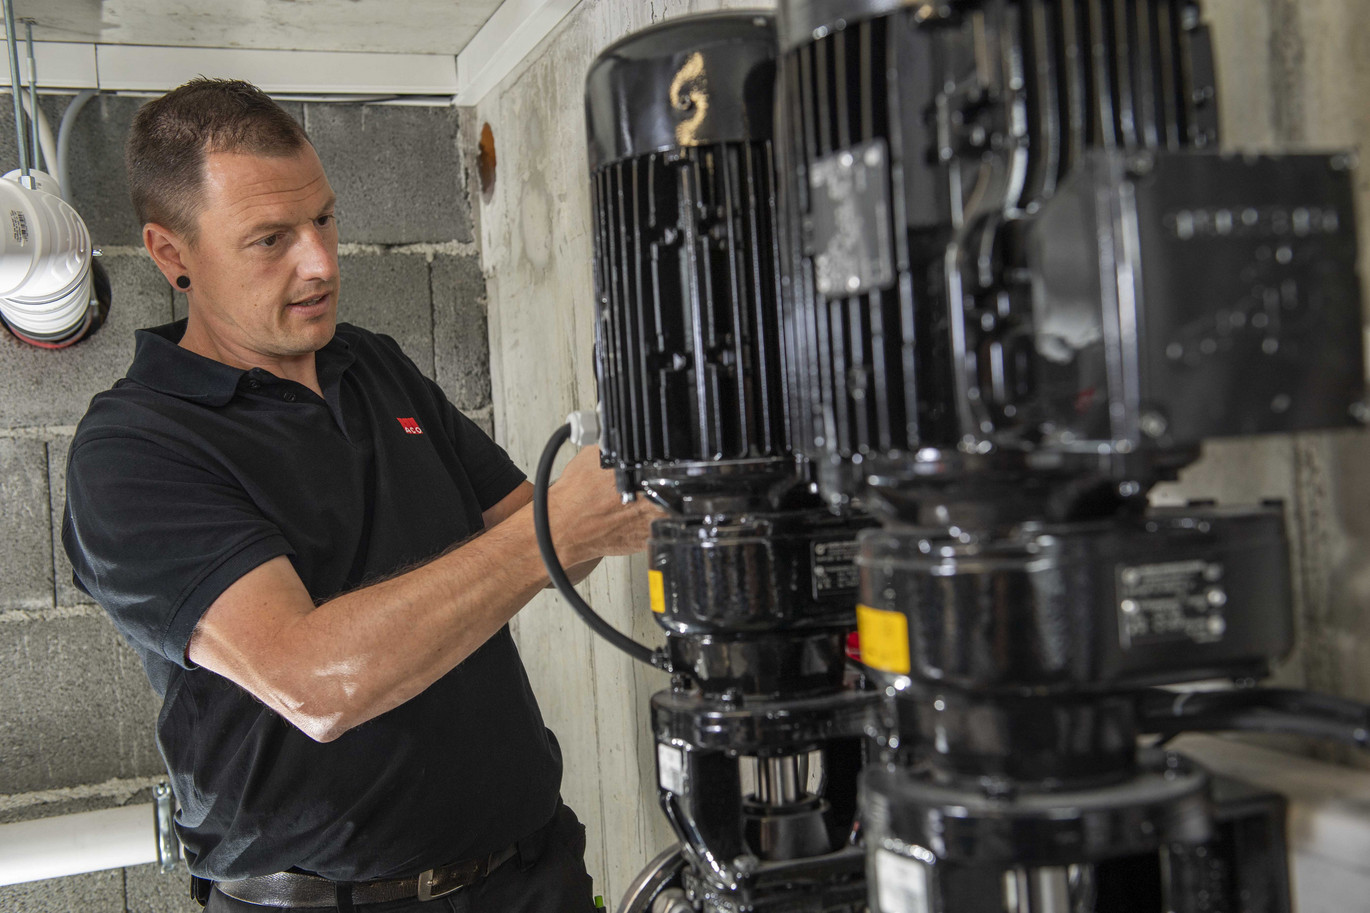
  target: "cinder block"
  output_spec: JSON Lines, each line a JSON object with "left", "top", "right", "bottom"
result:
{"left": 432, "top": 254, "right": 491, "bottom": 411}
{"left": 337, "top": 253, "right": 434, "bottom": 375}
{"left": 125, "top": 862, "right": 200, "bottom": 913}
{"left": 61, "top": 95, "right": 147, "bottom": 248}
{"left": 0, "top": 438, "right": 53, "bottom": 611}
{"left": 47, "top": 434, "right": 94, "bottom": 608}
{"left": 0, "top": 254, "right": 173, "bottom": 427}
{"left": 0, "top": 613, "right": 165, "bottom": 795}
{"left": 0, "top": 868, "right": 123, "bottom": 913}
{"left": 0, "top": 790, "right": 153, "bottom": 827}
{"left": 305, "top": 103, "right": 471, "bottom": 243}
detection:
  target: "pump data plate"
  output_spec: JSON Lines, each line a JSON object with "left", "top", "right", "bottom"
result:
{"left": 808, "top": 139, "right": 896, "bottom": 298}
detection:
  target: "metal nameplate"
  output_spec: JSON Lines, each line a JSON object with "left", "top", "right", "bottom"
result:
{"left": 812, "top": 538, "right": 861, "bottom": 598}
{"left": 808, "top": 138, "right": 896, "bottom": 298}
{"left": 1117, "top": 559, "right": 1228, "bottom": 650}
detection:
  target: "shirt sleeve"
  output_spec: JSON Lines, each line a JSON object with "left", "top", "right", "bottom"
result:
{"left": 435, "top": 403, "right": 527, "bottom": 513}
{"left": 371, "top": 331, "right": 527, "bottom": 513}
{"left": 63, "top": 433, "right": 293, "bottom": 669}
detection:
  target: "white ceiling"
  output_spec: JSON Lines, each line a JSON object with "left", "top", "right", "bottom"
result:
{"left": 14, "top": 0, "right": 505, "bottom": 56}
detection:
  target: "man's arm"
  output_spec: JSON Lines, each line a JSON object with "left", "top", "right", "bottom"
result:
{"left": 482, "top": 480, "right": 533, "bottom": 528}
{"left": 484, "top": 481, "right": 601, "bottom": 585}
{"left": 187, "top": 446, "right": 653, "bottom": 742}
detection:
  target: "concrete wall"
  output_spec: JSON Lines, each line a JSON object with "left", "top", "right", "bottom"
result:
{"left": 472, "top": 0, "right": 1370, "bottom": 905}
{"left": 0, "top": 95, "right": 487, "bottom": 912}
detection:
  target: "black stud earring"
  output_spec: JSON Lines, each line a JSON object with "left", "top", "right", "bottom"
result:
{"left": 176, "top": 276, "right": 190, "bottom": 290}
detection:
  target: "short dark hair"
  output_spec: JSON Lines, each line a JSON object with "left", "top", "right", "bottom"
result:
{"left": 126, "top": 77, "right": 312, "bottom": 242}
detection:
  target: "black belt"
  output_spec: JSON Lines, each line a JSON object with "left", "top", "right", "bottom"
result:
{"left": 214, "top": 842, "right": 519, "bottom": 908}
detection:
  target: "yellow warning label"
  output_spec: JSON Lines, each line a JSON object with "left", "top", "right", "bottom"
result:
{"left": 856, "top": 604, "right": 911, "bottom": 674}
{"left": 648, "top": 569, "right": 666, "bottom": 614}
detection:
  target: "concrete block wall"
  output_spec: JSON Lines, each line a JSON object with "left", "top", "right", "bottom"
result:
{"left": 0, "top": 94, "right": 490, "bottom": 912}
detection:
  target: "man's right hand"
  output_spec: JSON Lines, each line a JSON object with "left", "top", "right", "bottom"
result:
{"left": 546, "top": 445, "right": 665, "bottom": 565}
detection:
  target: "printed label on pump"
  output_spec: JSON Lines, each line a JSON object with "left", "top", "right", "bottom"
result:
{"left": 875, "top": 849, "right": 932, "bottom": 913}
{"left": 648, "top": 569, "right": 666, "bottom": 614}
{"left": 1116, "top": 559, "right": 1228, "bottom": 649}
{"left": 812, "top": 538, "right": 861, "bottom": 597}
{"left": 657, "top": 743, "right": 686, "bottom": 796}
{"left": 856, "top": 604, "right": 911, "bottom": 674}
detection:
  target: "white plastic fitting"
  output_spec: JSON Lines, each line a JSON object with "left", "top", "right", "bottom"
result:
{"left": 566, "top": 408, "right": 602, "bottom": 447}
{"left": 0, "top": 168, "right": 96, "bottom": 345}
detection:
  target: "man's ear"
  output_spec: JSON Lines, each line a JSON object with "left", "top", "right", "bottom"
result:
{"left": 143, "top": 223, "right": 192, "bottom": 290}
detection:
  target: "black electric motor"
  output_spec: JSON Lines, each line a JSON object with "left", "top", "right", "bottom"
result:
{"left": 586, "top": 13, "right": 875, "bottom": 913}
{"left": 776, "top": 0, "right": 1361, "bottom": 505}
{"left": 773, "top": 1, "right": 1365, "bottom": 912}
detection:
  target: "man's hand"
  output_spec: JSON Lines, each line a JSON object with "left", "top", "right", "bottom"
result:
{"left": 546, "top": 445, "right": 663, "bottom": 566}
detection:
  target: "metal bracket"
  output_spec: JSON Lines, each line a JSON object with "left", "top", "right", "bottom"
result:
{"left": 153, "top": 783, "right": 180, "bottom": 874}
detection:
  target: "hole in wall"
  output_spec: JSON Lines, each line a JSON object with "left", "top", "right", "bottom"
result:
{"left": 477, "top": 122, "right": 497, "bottom": 204}
{"left": 0, "top": 255, "right": 111, "bottom": 349}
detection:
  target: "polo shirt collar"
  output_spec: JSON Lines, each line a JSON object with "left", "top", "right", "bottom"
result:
{"left": 126, "top": 319, "right": 355, "bottom": 406}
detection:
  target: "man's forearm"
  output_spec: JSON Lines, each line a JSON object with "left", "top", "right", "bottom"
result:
{"left": 308, "top": 501, "right": 563, "bottom": 732}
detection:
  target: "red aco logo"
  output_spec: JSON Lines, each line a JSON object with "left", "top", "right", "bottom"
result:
{"left": 397, "top": 417, "right": 424, "bottom": 435}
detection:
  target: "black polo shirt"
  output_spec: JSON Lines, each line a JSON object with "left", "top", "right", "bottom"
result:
{"left": 62, "top": 320, "right": 563, "bottom": 882}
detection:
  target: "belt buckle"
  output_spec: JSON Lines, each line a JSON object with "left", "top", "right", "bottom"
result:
{"left": 416, "top": 859, "right": 482, "bottom": 901}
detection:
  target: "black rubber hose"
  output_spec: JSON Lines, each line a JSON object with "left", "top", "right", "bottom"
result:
{"left": 533, "top": 423, "right": 665, "bottom": 669}
{"left": 1138, "top": 687, "right": 1370, "bottom": 749}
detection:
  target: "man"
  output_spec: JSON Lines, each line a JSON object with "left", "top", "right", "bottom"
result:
{"left": 62, "top": 78, "right": 657, "bottom": 912}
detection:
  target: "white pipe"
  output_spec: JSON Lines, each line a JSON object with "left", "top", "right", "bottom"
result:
{"left": 24, "top": 17, "right": 37, "bottom": 173}
{"left": 56, "top": 88, "right": 96, "bottom": 204}
{"left": 0, "top": 804, "right": 158, "bottom": 886}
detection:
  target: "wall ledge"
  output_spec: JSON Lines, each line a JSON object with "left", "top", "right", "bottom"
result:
{"left": 1173, "top": 733, "right": 1370, "bottom": 907}
{"left": 0, "top": 41, "right": 457, "bottom": 98}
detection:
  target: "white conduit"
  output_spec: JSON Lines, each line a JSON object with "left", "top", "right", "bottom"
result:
{"left": 0, "top": 169, "right": 96, "bottom": 344}
{"left": 57, "top": 89, "right": 98, "bottom": 205}
{"left": 0, "top": 804, "right": 159, "bottom": 886}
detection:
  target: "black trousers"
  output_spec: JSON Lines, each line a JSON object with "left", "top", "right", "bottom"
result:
{"left": 203, "top": 802, "right": 596, "bottom": 913}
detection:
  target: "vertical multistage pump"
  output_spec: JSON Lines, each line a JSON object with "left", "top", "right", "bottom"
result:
{"left": 546, "top": 2, "right": 1370, "bottom": 911}
{"left": 774, "top": 1, "right": 1366, "bottom": 912}
{"left": 579, "top": 12, "right": 876, "bottom": 912}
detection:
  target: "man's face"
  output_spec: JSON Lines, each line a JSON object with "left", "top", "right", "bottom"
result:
{"left": 181, "top": 146, "right": 340, "bottom": 361}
